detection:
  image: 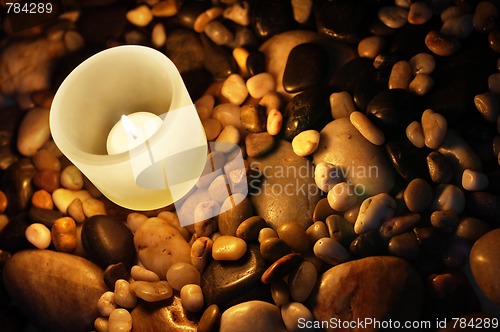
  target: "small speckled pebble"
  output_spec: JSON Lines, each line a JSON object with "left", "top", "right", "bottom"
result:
{"left": 180, "top": 284, "right": 204, "bottom": 312}
{"left": 267, "top": 109, "right": 283, "bottom": 136}
{"left": 108, "top": 308, "right": 132, "bottom": 332}
{"left": 126, "top": 5, "right": 153, "bottom": 27}
{"left": 462, "top": 169, "right": 489, "bottom": 191}
{"left": 97, "top": 291, "right": 116, "bottom": 317}
{"left": 129, "top": 280, "right": 173, "bottom": 302}
{"left": 114, "top": 279, "right": 137, "bottom": 309}
{"left": 291, "top": 130, "right": 320, "bottom": 156}
{"left": 25, "top": 223, "right": 51, "bottom": 249}
{"left": 51, "top": 216, "right": 77, "bottom": 252}
{"left": 212, "top": 235, "right": 247, "bottom": 260}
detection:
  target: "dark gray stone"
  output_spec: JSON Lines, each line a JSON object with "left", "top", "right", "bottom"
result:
{"left": 283, "top": 43, "right": 328, "bottom": 93}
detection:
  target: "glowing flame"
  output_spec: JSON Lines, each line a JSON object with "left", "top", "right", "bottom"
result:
{"left": 121, "top": 114, "right": 140, "bottom": 140}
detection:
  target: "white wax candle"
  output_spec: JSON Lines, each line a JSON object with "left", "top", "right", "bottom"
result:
{"left": 106, "top": 112, "right": 163, "bottom": 155}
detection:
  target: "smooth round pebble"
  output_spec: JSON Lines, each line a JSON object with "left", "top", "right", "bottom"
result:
{"left": 221, "top": 74, "right": 248, "bottom": 105}
{"left": 474, "top": 92, "right": 499, "bottom": 123}
{"left": 198, "top": 304, "right": 221, "bottom": 332}
{"left": 354, "top": 193, "right": 396, "bottom": 234}
{"left": 288, "top": 260, "right": 317, "bottom": 302}
{"left": 195, "top": 95, "right": 215, "bottom": 120}
{"left": 108, "top": 308, "right": 132, "bottom": 332}
{"left": 462, "top": 169, "right": 489, "bottom": 191}
{"left": 60, "top": 165, "right": 84, "bottom": 190}
{"left": 314, "top": 162, "right": 342, "bottom": 193}
{"left": 236, "top": 216, "right": 267, "bottom": 242}
{"left": 389, "top": 60, "right": 412, "bottom": 90}
{"left": 378, "top": 6, "right": 408, "bottom": 29}
{"left": 406, "top": 121, "right": 425, "bottom": 148}
{"left": 212, "top": 235, "right": 247, "bottom": 261}
{"left": 313, "top": 237, "right": 349, "bottom": 266}
{"left": 409, "top": 52, "right": 435, "bottom": 75}
{"left": 291, "top": 130, "right": 320, "bottom": 156}
{"left": 349, "top": 111, "right": 385, "bottom": 145}
{"left": 432, "top": 184, "right": 465, "bottom": 214}
{"left": 246, "top": 73, "right": 276, "bottom": 99}
{"left": 17, "top": 107, "right": 51, "bottom": 157}
{"left": 281, "top": 302, "right": 314, "bottom": 332}
{"left": 327, "top": 182, "right": 358, "bottom": 212}
{"left": 180, "top": 284, "right": 204, "bottom": 312}
{"left": 357, "top": 35, "right": 385, "bottom": 59}
{"left": 470, "top": 229, "right": 500, "bottom": 304}
{"left": 409, "top": 73, "right": 434, "bottom": 96}
{"left": 31, "top": 189, "right": 54, "bottom": 210}
{"left": 126, "top": 5, "right": 153, "bottom": 27}
{"left": 404, "top": 178, "right": 433, "bottom": 213}
{"left": 329, "top": 91, "right": 355, "bottom": 119}
{"left": 166, "top": 262, "right": 200, "bottom": 291}
{"left": 271, "top": 281, "right": 290, "bottom": 307}
{"left": 267, "top": 109, "right": 283, "bottom": 136}
{"left": 202, "top": 118, "right": 222, "bottom": 141}
{"left": 131, "top": 265, "right": 160, "bottom": 282}
{"left": 276, "top": 222, "right": 308, "bottom": 253}
{"left": 425, "top": 30, "right": 460, "bottom": 56}
{"left": 129, "top": 280, "right": 173, "bottom": 302}
{"left": 32, "top": 149, "right": 60, "bottom": 171}
{"left": 25, "top": 223, "right": 51, "bottom": 249}
{"left": 220, "top": 301, "right": 286, "bottom": 332}
{"left": 422, "top": 109, "right": 447, "bottom": 149}
{"left": 212, "top": 103, "right": 241, "bottom": 128}
{"left": 408, "top": 1, "right": 432, "bottom": 25}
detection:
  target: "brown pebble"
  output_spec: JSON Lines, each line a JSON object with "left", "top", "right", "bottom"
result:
{"left": 306, "top": 221, "right": 329, "bottom": 245}
{"left": 31, "top": 189, "right": 54, "bottom": 210}
{"left": 455, "top": 217, "right": 490, "bottom": 242}
{"left": 67, "top": 198, "right": 86, "bottom": 223}
{"left": 388, "top": 232, "right": 420, "bottom": 260}
{"left": 32, "top": 149, "right": 61, "bottom": 171}
{"left": 0, "top": 191, "right": 7, "bottom": 214}
{"left": 312, "top": 198, "right": 335, "bottom": 222}
{"left": 198, "top": 304, "right": 221, "bottom": 332}
{"left": 430, "top": 210, "right": 459, "bottom": 233}
{"left": 425, "top": 30, "right": 460, "bottom": 56}
{"left": 236, "top": 216, "right": 267, "bottom": 241}
{"left": 277, "top": 222, "right": 309, "bottom": 253}
{"left": 403, "top": 178, "right": 433, "bottom": 213}
{"left": 488, "top": 29, "right": 500, "bottom": 53}
{"left": 240, "top": 104, "right": 266, "bottom": 132}
{"left": 33, "top": 170, "right": 60, "bottom": 193}
{"left": 245, "top": 132, "right": 275, "bottom": 157}
{"left": 261, "top": 253, "right": 303, "bottom": 285}
{"left": 104, "top": 263, "right": 130, "bottom": 290}
{"left": 217, "top": 195, "right": 253, "bottom": 236}
{"left": 260, "top": 237, "right": 292, "bottom": 262}
{"left": 51, "top": 217, "right": 77, "bottom": 253}
{"left": 470, "top": 229, "right": 500, "bottom": 304}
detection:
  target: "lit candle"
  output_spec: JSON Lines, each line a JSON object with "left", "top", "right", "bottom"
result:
{"left": 106, "top": 112, "right": 163, "bottom": 155}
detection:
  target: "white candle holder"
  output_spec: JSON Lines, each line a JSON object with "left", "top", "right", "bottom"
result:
{"left": 50, "top": 45, "right": 208, "bottom": 211}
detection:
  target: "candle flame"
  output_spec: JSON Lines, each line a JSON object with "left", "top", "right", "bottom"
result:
{"left": 121, "top": 114, "right": 140, "bottom": 140}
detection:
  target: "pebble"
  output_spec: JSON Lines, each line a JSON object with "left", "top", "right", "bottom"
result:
{"left": 213, "top": 103, "right": 242, "bottom": 129}
{"left": 82, "top": 215, "right": 136, "bottom": 269}
{"left": 216, "top": 125, "right": 241, "bottom": 148}
{"left": 313, "top": 237, "right": 349, "bottom": 266}
{"left": 236, "top": 216, "right": 266, "bottom": 242}
{"left": 245, "top": 132, "right": 275, "bottom": 157}
{"left": 33, "top": 169, "right": 60, "bottom": 193}
{"left": 260, "top": 92, "right": 282, "bottom": 114}
{"left": 441, "top": 6, "right": 463, "bottom": 22}
{"left": 198, "top": 304, "right": 221, "bottom": 332}
{"left": 409, "top": 73, "right": 434, "bottom": 95}
{"left": 281, "top": 302, "right": 314, "bottom": 332}
{"left": 427, "top": 150, "right": 453, "bottom": 183}
{"left": 489, "top": 73, "right": 500, "bottom": 95}
{"left": 52, "top": 188, "right": 92, "bottom": 214}
{"left": 259, "top": 227, "right": 278, "bottom": 242}
{"left": 212, "top": 235, "right": 247, "bottom": 261}
{"left": 25, "top": 223, "right": 51, "bottom": 249}
{"left": 378, "top": 6, "right": 408, "bottom": 29}
{"left": 276, "top": 222, "right": 308, "bottom": 253}
{"left": 3, "top": 250, "right": 107, "bottom": 332}
{"left": 325, "top": 214, "right": 356, "bottom": 246}
{"left": 441, "top": 14, "right": 474, "bottom": 39}
{"left": 430, "top": 210, "right": 459, "bottom": 233}
{"left": 129, "top": 280, "right": 173, "bottom": 302}
{"left": 261, "top": 253, "right": 303, "bottom": 284}
{"left": 425, "top": 30, "right": 460, "bottom": 56}
{"left": 422, "top": 109, "right": 448, "bottom": 149}
{"left": 474, "top": 92, "right": 499, "bottom": 123}
{"left": 114, "top": 279, "right": 137, "bottom": 309}
{"left": 151, "top": 0, "right": 178, "bottom": 17}
{"left": 218, "top": 195, "right": 253, "bottom": 236}
{"left": 389, "top": 60, "right": 412, "bottom": 90}
{"left": 166, "top": 262, "right": 200, "bottom": 291}
{"left": 271, "top": 280, "right": 290, "bottom": 307}
{"left": 246, "top": 51, "right": 266, "bottom": 77}
{"left": 311, "top": 256, "right": 424, "bottom": 324}
{"left": 97, "top": 291, "right": 116, "bottom": 316}
{"left": 462, "top": 169, "right": 489, "bottom": 191}
{"left": 404, "top": 178, "right": 433, "bottom": 213}
{"left": 357, "top": 35, "right": 385, "bottom": 59}
{"left": 407, "top": 1, "right": 433, "bottom": 25}
{"left": 60, "top": 165, "right": 84, "bottom": 190}
{"left": 282, "top": 43, "right": 327, "bottom": 93}
{"left": 134, "top": 217, "right": 191, "bottom": 278}
{"left": 355, "top": 193, "right": 397, "bottom": 234}
{"left": 291, "top": 130, "right": 320, "bottom": 156}
{"left": 456, "top": 217, "right": 491, "bottom": 242}
{"left": 17, "top": 107, "right": 50, "bottom": 156}
{"left": 314, "top": 162, "right": 342, "bottom": 193}
{"left": 32, "top": 149, "right": 60, "bottom": 171}
{"left": 205, "top": 21, "right": 234, "bottom": 46}
{"left": 220, "top": 301, "right": 286, "bottom": 332}
{"left": 195, "top": 94, "right": 215, "bottom": 120}
{"left": 406, "top": 121, "right": 425, "bottom": 148}
{"left": 180, "top": 284, "right": 204, "bottom": 312}
{"left": 201, "top": 244, "right": 266, "bottom": 306}
{"left": 191, "top": 236, "right": 213, "bottom": 272}
{"left": 409, "top": 52, "right": 435, "bottom": 75}
{"left": 108, "top": 308, "right": 132, "bottom": 332}
{"left": 470, "top": 229, "right": 500, "bottom": 304}
{"left": 104, "top": 263, "right": 129, "bottom": 290}
{"left": 288, "top": 260, "right": 317, "bottom": 302}
{"left": 0, "top": 191, "right": 7, "bottom": 214}
{"left": 194, "top": 7, "right": 223, "bottom": 33}
{"left": 473, "top": 2, "right": 498, "bottom": 34}
{"left": 260, "top": 237, "right": 292, "bottom": 262}
{"left": 151, "top": 23, "right": 167, "bottom": 48}
{"left": 489, "top": 29, "right": 500, "bottom": 53}
{"left": 246, "top": 72, "right": 276, "bottom": 99}
{"left": 52, "top": 216, "right": 77, "bottom": 253}
{"left": 251, "top": 0, "right": 295, "bottom": 39}
{"left": 131, "top": 265, "right": 160, "bottom": 282}
{"left": 240, "top": 104, "right": 266, "bottom": 132}
{"left": 432, "top": 184, "right": 466, "bottom": 214}
{"left": 388, "top": 232, "right": 420, "bottom": 260}
{"left": 329, "top": 91, "right": 356, "bottom": 119}
{"left": 224, "top": 1, "right": 250, "bottom": 26}
{"left": 126, "top": 5, "right": 153, "bottom": 27}
{"left": 201, "top": 34, "right": 237, "bottom": 79}
{"left": 266, "top": 109, "right": 283, "bottom": 136}
{"left": 221, "top": 74, "right": 248, "bottom": 105}
{"left": 350, "top": 111, "right": 385, "bottom": 145}
{"left": 31, "top": 189, "right": 54, "bottom": 210}
{"left": 202, "top": 118, "right": 222, "bottom": 141}
{"left": 327, "top": 182, "right": 359, "bottom": 212}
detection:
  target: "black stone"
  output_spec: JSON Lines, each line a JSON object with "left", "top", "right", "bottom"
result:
{"left": 251, "top": 0, "right": 295, "bottom": 39}
{"left": 228, "top": 26, "right": 259, "bottom": 50}
{"left": 175, "top": 1, "right": 211, "bottom": 30}
{"left": 246, "top": 50, "right": 266, "bottom": 77}
{"left": 366, "top": 89, "right": 422, "bottom": 137}
{"left": 77, "top": 4, "right": 128, "bottom": 45}
{"left": 283, "top": 43, "right": 328, "bottom": 93}
{"left": 0, "top": 213, "right": 31, "bottom": 253}
{"left": 386, "top": 138, "right": 431, "bottom": 182}
{"left": 201, "top": 244, "right": 266, "bottom": 306}
{"left": 413, "top": 227, "right": 448, "bottom": 256}
{"left": 280, "top": 87, "right": 332, "bottom": 141}
{"left": 81, "top": 215, "right": 136, "bottom": 269}
{"left": 329, "top": 57, "right": 376, "bottom": 92}
{"left": 390, "top": 19, "right": 439, "bottom": 58}
{"left": 182, "top": 69, "right": 213, "bottom": 102}
{"left": 465, "top": 192, "right": 500, "bottom": 228}
{"left": 350, "top": 230, "right": 387, "bottom": 258}
{"left": 52, "top": 47, "right": 104, "bottom": 89}
{"left": 28, "top": 207, "right": 64, "bottom": 228}
{"left": 201, "top": 34, "right": 237, "bottom": 79}
{"left": 325, "top": 214, "right": 356, "bottom": 247}
{"left": 166, "top": 29, "right": 205, "bottom": 74}
{"left": 103, "top": 262, "right": 130, "bottom": 290}
{"left": 352, "top": 78, "right": 386, "bottom": 112}
{"left": 316, "top": 0, "right": 375, "bottom": 43}
{"left": 0, "top": 159, "right": 36, "bottom": 215}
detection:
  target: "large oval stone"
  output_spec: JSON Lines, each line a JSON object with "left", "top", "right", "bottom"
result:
{"left": 470, "top": 229, "right": 500, "bottom": 304}
{"left": 3, "top": 249, "right": 106, "bottom": 332}
{"left": 248, "top": 140, "right": 321, "bottom": 230}
{"left": 311, "top": 256, "right": 424, "bottom": 330}
{"left": 220, "top": 301, "right": 286, "bottom": 332}
{"left": 313, "top": 118, "right": 395, "bottom": 196}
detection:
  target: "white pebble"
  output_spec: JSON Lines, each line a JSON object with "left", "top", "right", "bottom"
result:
{"left": 330, "top": 91, "right": 355, "bottom": 119}
{"left": 25, "top": 223, "right": 51, "bottom": 249}
{"left": 166, "top": 262, "right": 201, "bottom": 291}
{"left": 291, "top": 130, "right": 320, "bottom": 156}
{"left": 422, "top": 109, "right": 447, "bottom": 149}
{"left": 195, "top": 95, "right": 215, "bottom": 120}
{"left": 350, "top": 111, "right": 385, "bottom": 145}
{"left": 114, "top": 279, "right": 137, "bottom": 310}
{"left": 474, "top": 92, "right": 499, "bottom": 123}
{"left": 126, "top": 213, "right": 147, "bottom": 233}
{"left": 327, "top": 182, "right": 358, "bottom": 212}
{"left": 246, "top": 73, "right": 276, "bottom": 99}
{"left": 409, "top": 52, "right": 435, "bottom": 75}
{"left": 108, "top": 308, "right": 132, "bottom": 332}
{"left": 432, "top": 184, "right": 465, "bottom": 214}
{"left": 126, "top": 5, "right": 153, "bottom": 27}
{"left": 131, "top": 265, "right": 160, "bottom": 282}
{"left": 215, "top": 125, "right": 241, "bottom": 151}
{"left": 267, "top": 109, "right": 283, "bottom": 136}
{"left": 389, "top": 60, "right": 412, "bottom": 90}
{"left": 408, "top": 1, "right": 432, "bottom": 25}
{"left": 378, "top": 6, "right": 408, "bottom": 29}
{"left": 354, "top": 193, "right": 397, "bottom": 234}
{"left": 313, "top": 237, "right": 350, "bottom": 265}
{"left": 281, "top": 302, "right": 314, "bottom": 332}
{"left": 212, "top": 103, "right": 241, "bottom": 128}
{"left": 180, "top": 284, "right": 204, "bottom": 312}
{"left": 406, "top": 121, "right": 425, "bottom": 148}
{"left": 409, "top": 73, "right": 434, "bottom": 96}
{"left": 221, "top": 74, "right": 248, "bottom": 105}
{"left": 441, "top": 14, "right": 473, "bottom": 39}
{"left": 82, "top": 197, "right": 106, "bottom": 218}
{"left": 259, "top": 92, "right": 282, "bottom": 114}
{"left": 314, "top": 162, "right": 343, "bottom": 193}
{"left": 97, "top": 291, "right": 116, "bottom": 317}
{"left": 60, "top": 165, "right": 84, "bottom": 190}
{"left": 357, "top": 35, "right": 386, "bottom": 59}
{"left": 462, "top": 169, "right": 489, "bottom": 191}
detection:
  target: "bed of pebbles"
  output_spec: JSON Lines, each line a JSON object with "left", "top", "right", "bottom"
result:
{"left": 1, "top": 0, "right": 500, "bottom": 331}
